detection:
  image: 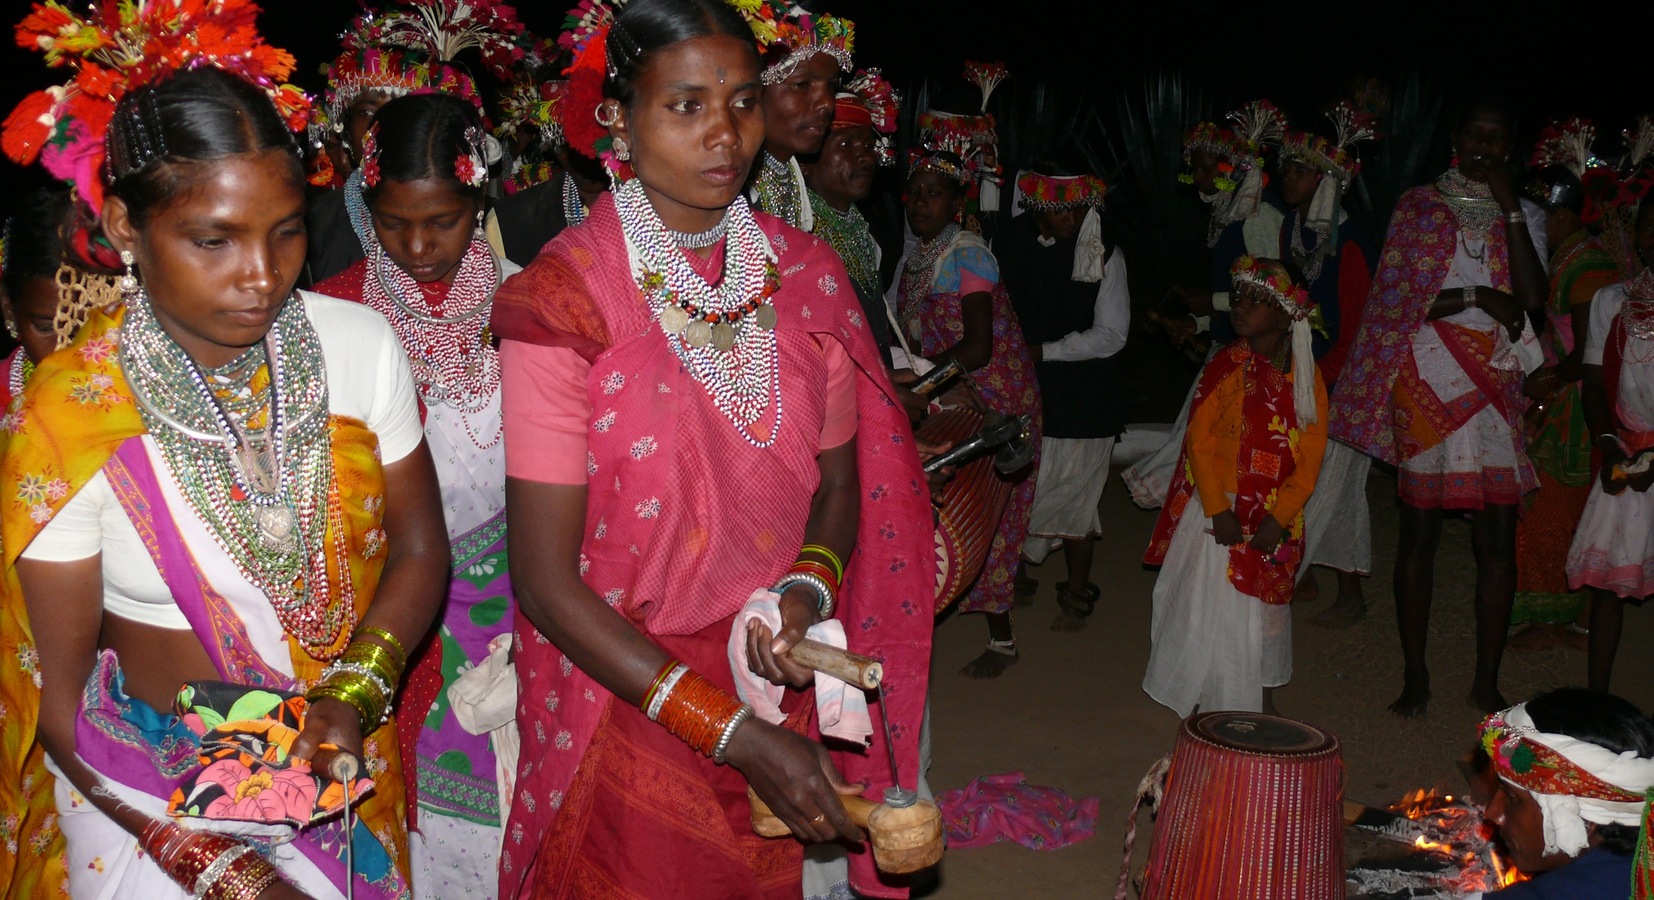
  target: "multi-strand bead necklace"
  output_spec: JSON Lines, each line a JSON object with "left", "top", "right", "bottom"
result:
{"left": 121, "top": 292, "right": 356, "bottom": 653}
{"left": 364, "top": 235, "right": 503, "bottom": 448}
{"left": 898, "top": 222, "right": 961, "bottom": 341}
{"left": 615, "top": 178, "right": 783, "bottom": 447}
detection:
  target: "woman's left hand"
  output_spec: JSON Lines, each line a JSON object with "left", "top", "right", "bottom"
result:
{"left": 1248, "top": 517, "right": 1284, "bottom": 554}
{"left": 746, "top": 586, "right": 821, "bottom": 688}
{"left": 291, "top": 697, "right": 366, "bottom": 779}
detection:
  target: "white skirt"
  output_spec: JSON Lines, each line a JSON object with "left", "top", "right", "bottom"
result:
{"left": 1122, "top": 380, "right": 1197, "bottom": 509}
{"left": 1299, "top": 439, "right": 1373, "bottom": 575}
{"left": 1143, "top": 500, "right": 1292, "bottom": 717}
{"left": 1567, "top": 480, "right": 1654, "bottom": 599}
{"left": 1023, "top": 436, "right": 1116, "bottom": 563}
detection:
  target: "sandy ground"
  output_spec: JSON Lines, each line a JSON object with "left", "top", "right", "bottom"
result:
{"left": 917, "top": 464, "right": 1654, "bottom": 897}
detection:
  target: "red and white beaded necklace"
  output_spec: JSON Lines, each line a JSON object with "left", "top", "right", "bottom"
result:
{"left": 363, "top": 234, "right": 503, "bottom": 448}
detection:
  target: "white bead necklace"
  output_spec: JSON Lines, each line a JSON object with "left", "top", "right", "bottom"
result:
{"left": 614, "top": 178, "right": 783, "bottom": 448}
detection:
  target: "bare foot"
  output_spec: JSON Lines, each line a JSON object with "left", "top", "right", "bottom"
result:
{"left": 1294, "top": 570, "right": 1321, "bottom": 604}
{"left": 960, "top": 644, "right": 1018, "bottom": 678}
{"left": 1467, "top": 681, "right": 1507, "bottom": 714}
{"left": 1050, "top": 610, "right": 1087, "bottom": 632}
{"left": 1389, "top": 677, "right": 1431, "bottom": 718}
{"left": 1309, "top": 593, "right": 1366, "bottom": 629}
{"left": 1050, "top": 582, "right": 1098, "bottom": 633}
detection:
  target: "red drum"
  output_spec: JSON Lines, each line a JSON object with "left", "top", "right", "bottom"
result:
{"left": 1141, "top": 712, "right": 1345, "bottom": 900}
{"left": 918, "top": 408, "right": 1013, "bottom": 614}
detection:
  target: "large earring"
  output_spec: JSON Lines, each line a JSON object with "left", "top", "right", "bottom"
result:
{"left": 594, "top": 102, "right": 619, "bottom": 128}
{"left": 613, "top": 137, "right": 631, "bottom": 161}
{"left": 118, "top": 249, "right": 139, "bottom": 301}
{"left": 4, "top": 318, "right": 17, "bottom": 341}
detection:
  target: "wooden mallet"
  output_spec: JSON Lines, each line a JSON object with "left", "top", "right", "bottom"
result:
{"left": 744, "top": 639, "right": 944, "bottom": 875}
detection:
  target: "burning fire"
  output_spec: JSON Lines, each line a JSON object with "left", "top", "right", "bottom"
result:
{"left": 1348, "top": 787, "right": 1527, "bottom": 893}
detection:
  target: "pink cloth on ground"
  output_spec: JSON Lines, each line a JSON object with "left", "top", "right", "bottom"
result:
{"left": 936, "top": 771, "right": 1100, "bottom": 850}
{"left": 727, "top": 589, "right": 872, "bottom": 744}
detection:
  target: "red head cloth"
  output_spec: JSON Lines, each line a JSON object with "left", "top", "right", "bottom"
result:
{"left": 832, "top": 92, "right": 874, "bottom": 131}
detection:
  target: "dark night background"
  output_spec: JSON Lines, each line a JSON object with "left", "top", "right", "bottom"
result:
{"left": 2, "top": 0, "right": 1645, "bottom": 176}
{"left": 0, "top": 0, "right": 1647, "bottom": 416}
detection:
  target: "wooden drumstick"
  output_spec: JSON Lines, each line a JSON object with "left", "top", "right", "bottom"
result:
{"left": 785, "top": 639, "right": 882, "bottom": 689}
{"left": 748, "top": 789, "right": 944, "bottom": 875}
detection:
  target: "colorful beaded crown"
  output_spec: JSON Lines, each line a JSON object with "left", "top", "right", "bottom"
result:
{"left": 1230, "top": 255, "right": 1313, "bottom": 321}
{"left": 727, "top": 0, "right": 854, "bottom": 84}
{"left": 5, "top": 0, "right": 309, "bottom": 214}
{"left": 1017, "top": 173, "right": 1107, "bottom": 211}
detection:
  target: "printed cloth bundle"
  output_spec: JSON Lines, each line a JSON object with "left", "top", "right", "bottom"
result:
{"left": 166, "top": 681, "right": 373, "bottom": 827}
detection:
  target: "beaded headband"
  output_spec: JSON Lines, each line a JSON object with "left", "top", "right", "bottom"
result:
{"left": 1279, "top": 101, "right": 1375, "bottom": 184}
{"left": 914, "top": 110, "right": 998, "bottom": 183}
{"left": 321, "top": 46, "right": 482, "bottom": 135}
{"left": 1017, "top": 173, "right": 1108, "bottom": 211}
{"left": 1230, "top": 255, "right": 1312, "bottom": 321}
{"left": 908, "top": 146, "right": 973, "bottom": 185}
{"left": 730, "top": 1, "right": 855, "bottom": 84}
{"left": 5, "top": 0, "right": 310, "bottom": 215}
{"left": 360, "top": 120, "right": 489, "bottom": 189}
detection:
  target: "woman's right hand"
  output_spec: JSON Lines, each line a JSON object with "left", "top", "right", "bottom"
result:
{"left": 724, "top": 718, "right": 866, "bottom": 844}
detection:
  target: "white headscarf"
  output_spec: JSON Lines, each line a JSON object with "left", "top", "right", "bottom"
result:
{"left": 1494, "top": 703, "right": 1654, "bottom": 857}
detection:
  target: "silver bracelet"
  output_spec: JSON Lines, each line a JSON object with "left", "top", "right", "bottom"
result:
{"left": 712, "top": 704, "right": 754, "bottom": 764}
{"left": 774, "top": 571, "right": 836, "bottom": 619}
{"left": 192, "top": 843, "right": 254, "bottom": 900}
{"left": 1505, "top": 210, "right": 1527, "bottom": 225}
{"left": 646, "top": 663, "right": 689, "bottom": 722}
{"left": 1463, "top": 285, "right": 1477, "bottom": 309}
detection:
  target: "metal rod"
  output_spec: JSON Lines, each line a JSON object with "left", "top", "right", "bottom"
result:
{"left": 876, "top": 683, "right": 900, "bottom": 789}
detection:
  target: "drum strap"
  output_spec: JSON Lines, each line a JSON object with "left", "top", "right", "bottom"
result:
{"left": 1114, "top": 754, "right": 1173, "bottom": 900}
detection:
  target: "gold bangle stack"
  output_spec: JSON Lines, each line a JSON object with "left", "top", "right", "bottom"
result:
{"left": 305, "top": 634, "right": 407, "bottom": 732}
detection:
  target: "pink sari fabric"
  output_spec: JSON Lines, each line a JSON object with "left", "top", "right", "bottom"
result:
{"left": 491, "top": 195, "right": 934, "bottom": 898}
{"left": 895, "top": 239, "right": 1042, "bottom": 614}
{"left": 1328, "top": 184, "right": 1514, "bottom": 464}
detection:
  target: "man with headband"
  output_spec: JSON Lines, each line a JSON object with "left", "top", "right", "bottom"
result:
{"left": 801, "top": 70, "right": 899, "bottom": 358}
{"left": 1474, "top": 688, "right": 1654, "bottom": 898}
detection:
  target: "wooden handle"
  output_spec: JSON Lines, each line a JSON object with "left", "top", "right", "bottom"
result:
{"left": 748, "top": 788, "right": 881, "bottom": 838}
{"left": 787, "top": 639, "right": 882, "bottom": 689}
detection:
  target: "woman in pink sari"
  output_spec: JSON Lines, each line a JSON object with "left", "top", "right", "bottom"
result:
{"left": 490, "top": 1, "right": 934, "bottom": 897}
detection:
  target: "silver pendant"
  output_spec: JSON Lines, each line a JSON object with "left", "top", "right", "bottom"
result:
{"left": 660, "top": 305, "right": 690, "bottom": 335}
{"left": 755, "top": 305, "right": 777, "bottom": 330}
{"left": 256, "top": 505, "right": 300, "bottom": 554}
{"left": 685, "top": 319, "right": 713, "bottom": 348}
{"left": 711, "top": 322, "right": 736, "bottom": 353}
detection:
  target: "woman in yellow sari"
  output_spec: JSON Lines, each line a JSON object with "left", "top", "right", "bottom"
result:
{"left": 0, "top": 30, "right": 447, "bottom": 900}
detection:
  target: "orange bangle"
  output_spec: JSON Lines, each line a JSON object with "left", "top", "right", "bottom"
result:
{"left": 656, "top": 670, "right": 744, "bottom": 756}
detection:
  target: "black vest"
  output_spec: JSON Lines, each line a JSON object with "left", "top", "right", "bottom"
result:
{"left": 999, "top": 213, "right": 1124, "bottom": 439}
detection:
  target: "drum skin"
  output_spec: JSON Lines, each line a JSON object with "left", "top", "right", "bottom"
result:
{"left": 1141, "top": 711, "right": 1346, "bottom": 900}
{"left": 920, "top": 408, "right": 1014, "bottom": 614}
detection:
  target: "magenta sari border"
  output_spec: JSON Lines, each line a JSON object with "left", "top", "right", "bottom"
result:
{"left": 103, "top": 437, "right": 289, "bottom": 689}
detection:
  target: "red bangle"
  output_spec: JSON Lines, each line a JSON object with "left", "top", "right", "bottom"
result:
{"left": 788, "top": 559, "right": 839, "bottom": 594}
